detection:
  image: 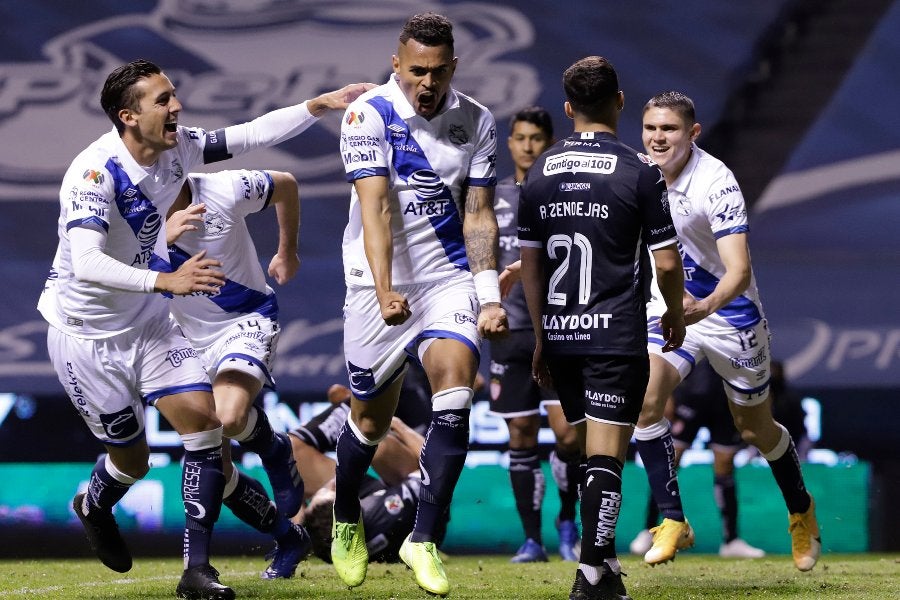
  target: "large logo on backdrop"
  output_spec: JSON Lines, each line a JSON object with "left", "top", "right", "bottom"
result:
{"left": 0, "top": 0, "right": 539, "bottom": 201}
{"left": 0, "top": 0, "right": 539, "bottom": 393}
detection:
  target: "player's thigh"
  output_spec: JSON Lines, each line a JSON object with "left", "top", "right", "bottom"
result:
{"left": 343, "top": 285, "right": 420, "bottom": 400}
{"left": 488, "top": 329, "right": 543, "bottom": 419}
{"left": 204, "top": 316, "right": 280, "bottom": 389}
{"left": 416, "top": 273, "right": 480, "bottom": 391}
{"left": 47, "top": 326, "right": 145, "bottom": 445}
{"left": 701, "top": 317, "right": 772, "bottom": 407}
{"left": 137, "top": 318, "right": 218, "bottom": 434}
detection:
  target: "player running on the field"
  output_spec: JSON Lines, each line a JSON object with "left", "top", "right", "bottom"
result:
{"left": 38, "top": 58, "right": 369, "bottom": 600}
{"left": 637, "top": 90, "right": 820, "bottom": 572}
{"left": 489, "top": 106, "right": 581, "bottom": 563}
{"left": 519, "top": 56, "right": 685, "bottom": 600}
{"left": 165, "top": 169, "right": 314, "bottom": 579}
{"left": 629, "top": 360, "right": 765, "bottom": 559}
{"left": 330, "top": 12, "right": 508, "bottom": 597}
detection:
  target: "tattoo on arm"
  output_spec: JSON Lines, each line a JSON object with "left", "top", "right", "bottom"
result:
{"left": 463, "top": 186, "right": 498, "bottom": 273}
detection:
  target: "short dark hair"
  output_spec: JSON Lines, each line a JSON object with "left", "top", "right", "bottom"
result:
{"left": 509, "top": 106, "right": 554, "bottom": 140}
{"left": 100, "top": 59, "right": 163, "bottom": 133}
{"left": 399, "top": 13, "right": 454, "bottom": 53}
{"left": 302, "top": 495, "right": 335, "bottom": 563}
{"left": 563, "top": 56, "right": 619, "bottom": 122}
{"left": 643, "top": 91, "right": 696, "bottom": 126}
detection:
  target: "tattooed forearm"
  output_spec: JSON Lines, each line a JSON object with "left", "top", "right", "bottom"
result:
{"left": 465, "top": 226, "right": 497, "bottom": 273}
{"left": 463, "top": 185, "right": 499, "bottom": 273}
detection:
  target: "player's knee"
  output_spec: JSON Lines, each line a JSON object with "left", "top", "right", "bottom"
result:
{"left": 507, "top": 415, "right": 540, "bottom": 446}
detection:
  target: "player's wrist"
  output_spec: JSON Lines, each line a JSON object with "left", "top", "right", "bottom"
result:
{"left": 473, "top": 269, "right": 501, "bottom": 306}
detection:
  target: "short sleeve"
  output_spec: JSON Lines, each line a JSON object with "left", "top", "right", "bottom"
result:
{"left": 340, "top": 100, "right": 390, "bottom": 182}
{"left": 62, "top": 166, "right": 115, "bottom": 233}
{"left": 637, "top": 162, "right": 677, "bottom": 250}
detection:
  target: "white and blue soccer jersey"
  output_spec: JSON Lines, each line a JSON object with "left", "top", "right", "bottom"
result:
{"left": 167, "top": 170, "right": 278, "bottom": 349}
{"left": 37, "top": 113, "right": 304, "bottom": 339}
{"left": 651, "top": 145, "right": 764, "bottom": 329}
{"left": 339, "top": 75, "right": 497, "bottom": 287}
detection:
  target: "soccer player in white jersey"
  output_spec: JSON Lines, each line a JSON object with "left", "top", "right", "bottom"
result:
{"left": 637, "top": 90, "right": 820, "bottom": 572}
{"left": 165, "top": 169, "right": 311, "bottom": 579}
{"left": 330, "top": 13, "right": 508, "bottom": 596}
{"left": 37, "top": 59, "right": 369, "bottom": 599}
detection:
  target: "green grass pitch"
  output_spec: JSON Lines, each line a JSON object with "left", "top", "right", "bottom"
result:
{"left": 0, "top": 554, "right": 897, "bottom": 599}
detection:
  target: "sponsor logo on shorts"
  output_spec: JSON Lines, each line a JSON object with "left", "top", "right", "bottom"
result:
{"left": 454, "top": 312, "right": 476, "bottom": 326}
{"left": 346, "top": 361, "right": 375, "bottom": 393}
{"left": 730, "top": 347, "right": 767, "bottom": 369}
{"left": 166, "top": 346, "right": 199, "bottom": 367}
{"left": 99, "top": 406, "right": 139, "bottom": 440}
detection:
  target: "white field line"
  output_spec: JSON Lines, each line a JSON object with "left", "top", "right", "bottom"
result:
{"left": 0, "top": 570, "right": 261, "bottom": 597}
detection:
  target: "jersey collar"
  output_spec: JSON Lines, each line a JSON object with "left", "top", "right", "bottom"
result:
{"left": 669, "top": 142, "right": 703, "bottom": 195}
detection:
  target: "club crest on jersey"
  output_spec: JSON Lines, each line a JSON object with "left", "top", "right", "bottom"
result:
{"left": 448, "top": 124, "right": 468, "bottom": 145}
{"left": 203, "top": 211, "right": 226, "bottom": 235}
{"left": 82, "top": 169, "right": 104, "bottom": 185}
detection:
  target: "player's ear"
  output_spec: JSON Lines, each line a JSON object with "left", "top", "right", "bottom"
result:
{"left": 392, "top": 54, "right": 400, "bottom": 74}
{"left": 689, "top": 122, "right": 701, "bottom": 141}
{"left": 564, "top": 101, "right": 573, "bottom": 119}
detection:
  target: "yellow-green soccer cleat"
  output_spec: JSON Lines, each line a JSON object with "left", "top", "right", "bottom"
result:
{"left": 399, "top": 534, "right": 450, "bottom": 596}
{"left": 788, "top": 495, "right": 821, "bottom": 571}
{"left": 643, "top": 518, "right": 695, "bottom": 565}
{"left": 331, "top": 513, "right": 368, "bottom": 588}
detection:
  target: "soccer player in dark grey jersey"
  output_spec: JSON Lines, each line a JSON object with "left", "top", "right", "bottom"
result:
{"left": 518, "top": 56, "right": 685, "bottom": 600}
{"left": 490, "top": 107, "right": 581, "bottom": 563}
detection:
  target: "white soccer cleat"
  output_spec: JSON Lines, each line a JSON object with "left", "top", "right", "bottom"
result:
{"left": 628, "top": 528, "right": 653, "bottom": 556}
{"left": 719, "top": 537, "right": 765, "bottom": 558}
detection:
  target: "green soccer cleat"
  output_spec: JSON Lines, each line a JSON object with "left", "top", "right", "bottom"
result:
{"left": 399, "top": 534, "right": 450, "bottom": 596}
{"left": 331, "top": 512, "right": 368, "bottom": 588}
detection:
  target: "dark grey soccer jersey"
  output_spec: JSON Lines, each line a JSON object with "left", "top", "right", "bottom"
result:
{"left": 518, "top": 131, "right": 676, "bottom": 356}
{"left": 495, "top": 175, "right": 532, "bottom": 330}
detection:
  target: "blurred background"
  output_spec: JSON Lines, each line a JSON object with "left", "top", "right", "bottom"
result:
{"left": 0, "top": 0, "right": 897, "bottom": 558}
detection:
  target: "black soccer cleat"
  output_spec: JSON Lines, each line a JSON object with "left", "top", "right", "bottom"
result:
{"left": 72, "top": 492, "right": 132, "bottom": 573}
{"left": 176, "top": 564, "right": 235, "bottom": 600}
{"left": 568, "top": 565, "right": 631, "bottom": 600}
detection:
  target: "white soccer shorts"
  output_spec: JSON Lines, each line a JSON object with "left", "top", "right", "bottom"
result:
{"left": 47, "top": 317, "right": 212, "bottom": 445}
{"left": 342, "top": 271, "right": 480, "bottom": 400}
{"left": 194, "top": 316, "right": 279, "bottom": 387}
{"left": 647, "top": 301, "right": 772, "bottom": 407}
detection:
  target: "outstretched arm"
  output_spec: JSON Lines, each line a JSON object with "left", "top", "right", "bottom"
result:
{"left": 463, "top": 185, "right": 508, "bottom": 338}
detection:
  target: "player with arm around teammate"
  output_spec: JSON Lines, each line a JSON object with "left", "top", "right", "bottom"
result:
{"left": 166, "top": 168, "right": 314, "bottom": 579}
{"left": 329, "top": 12, "right": 508, "bottom": 597}
{"left": 637, "top": 90, "right": 820, "bottom": 572}
{"left": 518, "top": 57, "right": 685, "bottom": 600}
{"left": 37, "top": 58, "right": 369, "bottom": 599}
